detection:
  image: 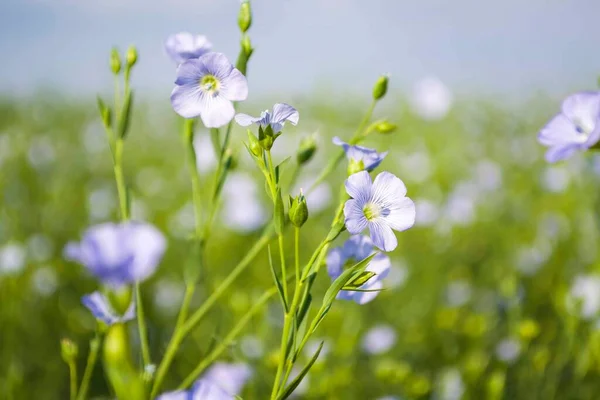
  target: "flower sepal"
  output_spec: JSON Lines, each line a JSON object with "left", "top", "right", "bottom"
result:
{"left": 289, "top": 191, "right": 309, "bottom": 228}
{"left": 348, "top": 158, "right": 366, "bottom": 175}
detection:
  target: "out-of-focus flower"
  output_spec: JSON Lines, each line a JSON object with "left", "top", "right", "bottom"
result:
{"left": 541, "top": 166, "right": 571, "bottom": 193}
{"left": 567, "top": 274, "right": 600, "bottom": 319}
{"left": 333, "top": 137, "right": 388, "bottom": 174}
{"left": 221, "top": 172, "right": 267, "bottom": 232}
{"left": 474, "top": 160, "right": 502, "bottom": 192}
{"left": 81, "top": 291, "right": 135, "bottom": 326}
{"left": 31, "top": 266, "right": 58, "bottom": 296}
{"left": 326, "top": 235, "right": 391, "bottom": 304}
{"left": 435, "top": 368, "right": 465, "bottom": 400}
{"left": 235, "top": 103, "right": 299, "bottom": 134}
{"left": 165, "top": 32, "right": 212, "bottom": 64}
{"left": 414, "top": 199, "right": 440, "bottom": 227}
{"left": 193, "top": 134, "right": 217, "bottom": 174}
{"left": 344, "top": 171, "right": 416, "bottom": 252}
{"left": 203, "top": 362, "right": 252, "bottom": 396}
{"left": 398, "top": 151, "right": 430, "bottom": 184}
{"left": 154, "top": 280, "right": 185, "bottom": 317}
{"left": 538, "top": 92, "right": 600, "bottom": 162}
{"left": 410, "top": 76, "right": 453, "bottom": 121}
{"left": 157, "top": 377, "right": 233, "bottom": 400}
{"left": 171, "top": 52, "right": 248, "bottom": 127}
{"left": 445, "top": 280, "right": 472, "bottom": 307}
{"left": 495, "top": 338, "right": 521, "bottom": 363}
{"left": 27, "top": 234, "right": 53, "bottom": 262}
{"left": 240, "top": 335, "right": 264, "bottom": 359}
{"left": 362, "top": 324, "right": 397, "bottom": 355}
{"left": 0, "top": 242, "right": 27, "bottom": 276}
{"left": 64, "top": 222, "right": 166, "bottom": 288}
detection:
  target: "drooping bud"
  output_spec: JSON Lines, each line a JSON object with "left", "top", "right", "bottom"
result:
{"left": 288, "top": 190, "right": 309, "bottom": 228}
{"left": 374, "top": 121, "right": 397, "bottom": 134}
{"left": 296, "top": 134, "right": 318, "bottom": 165}
{"left": 348, "top": 158, "right": 365, "bottom": 176}
{"left": 372, "top": 74, "right": 389, "bottom": 100}
{"left": 247, "top": 130, "right": 262, "bottom": 157}
{"left": 61, "top": 338, "right": 79, "bottom": 363}
{"left": 126, "top": 45, "right": 138, "bottom": 69}
{"left": 238, "top": 0, "right": 252, "bottom": 33}
{"left": 110, "top": 48, "right": 122, "bottom": 75}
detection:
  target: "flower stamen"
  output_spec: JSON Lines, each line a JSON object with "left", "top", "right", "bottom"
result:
{"left": 363, "top": 202, "right": 381, "bottom": 221}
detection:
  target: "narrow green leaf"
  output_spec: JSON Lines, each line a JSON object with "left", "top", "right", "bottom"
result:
{"left": 322, "top": 253, "right": 376, "bottom": 307}
{"left": 278, "top": 342, "right": 324, "bottom": 400}
{"left": 343, "top": 271, "right": 376, "bottom": 289}
{"left": 274, "top": 188, "right": 285, "bottom": 235}
{"left": 296, "top": 292, "right": 312, "bottom": 329}
{"left": 325, "top": 218, "right": 346, "bottom": 242}
{"left": 268, "top": 245, "right": 288, "bottom": 312}
{"left": 210, "top": 128, "right": 221, "bottom": 155}
{"left": 117, "top": 90, "right": 133, "bottom": 138}
{"left": 274, "top": 156, "right": 292, "bottom": 184}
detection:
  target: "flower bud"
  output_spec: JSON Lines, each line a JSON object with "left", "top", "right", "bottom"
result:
{"left": 375, "top": 121, "right": 397, "bottom": 134}
{"left": 110, "top": 48, "right": 122, "bottom": 75}
{"left": 126, "top": 45, "right": 138, "bottom": 69}
{"left": 247, "top": 130, "right": 262, "bottom": 157}
{"left": 296, "top": 134, "right": 317, "bottom": 165}
{"left": 372, "top": 74, "right": 389, "bottom": 100}
{"left": 289, "top": 191, "right": 309, "bottom": 228}
{"left": 241, "top": 35, "right": 253, "bottom": 57}
{"left": 61, "top": 338, "right": 79, "bottom": 363}
{"left": 238, "top": 0, "right": 252, "bottom": 33}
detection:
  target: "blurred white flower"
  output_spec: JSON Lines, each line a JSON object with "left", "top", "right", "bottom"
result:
{"left": 294, "top": 180, "right": 332, "bottom": 214}
{"left": 410, "top": 76, "right": 453, "bottom": 121}
{"left": 27, "top": 234, "right": 54, "bottom": 262}
{"left": 168, "top": 202, "right": 195, "bottom": 238}
{"left": 88, "top": 186, "right": 115, "bottom": 222}
{"left": 474, "top": 160, "right": 502, "bottom": 192}
{"left": 387, "top": 260, "right": 409, "bottom": 289}
{"left": 415, "top": 198, "right": 439, "bottom": 227}
{"left": 240, "top": 335, "right": 264, "bottom": 359}
{"left": 515, "top": 241, "right": 551, "bottom": 276}
{"left": 361, "top": 324, "right": 397, "bottom": 355}
{"left": 153, "top": 280, "right": 185, "bottom": 316}
{"left": 193, "top": 134, "right": 217, "bottom": 174}
{"left": 0, "top": 242, "right": 27, "bottom": 276}
{"left": 445, "top": 280, "right": 472, "bottom": 307}
{"left": 445, "top": 192, "right": 475, "bottom": 226}
{"left": 27, "top": 137, "right": 56, "bottom": 169}
{"left": 222, "top": 172, "right": 268, "bottom": 233}
{"left": 83, "top": 122, "right": 108, "bottom": 154}
{"left": 31, "top": 266, "right": 58, "bottom": 296}
{"left": 495, "top": 338, "right": 521, "bottom": 363}
{"left": 567, "top": 275, "right": 600, "bottom": 319}
{"left": 541, "top": 166, "right": 571, "bottom": 193}
{"left": 398, "top": 152, "right": 431, "bottom": 184}
{"left": 435, "top": 368, "right": 465, "bottom": 400}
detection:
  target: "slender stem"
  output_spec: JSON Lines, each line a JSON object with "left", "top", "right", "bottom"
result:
{"left": 113, "top": 138, "right": 129, "bottom": 221}
{"left": 294, "top": 228, "right": 300, "bottom": 284}
{"left": 68, "top": 359, "right": 78, "bottom": 400}
{"left": 178, "top": 287, "right": 277, "bottom": 390}
{"left": 277, "top": 234, "right": 288, "bottom": 303}
{"left": 114, "top": 76, "right": 120, "bottom": 123}
{"left": 184, "top": 119, "right": 203, "bottom": 238}
{"left": 136, "top": 283, "right": 151, "bottom": 367}
{"left": 150, "top": 227, "right": 274, "bottom": 398}
{"left": 174, "top": 284, "right": 195, "bottom": 333}
{"left": 77, "top": 335, "right": 101, "bottom": 400}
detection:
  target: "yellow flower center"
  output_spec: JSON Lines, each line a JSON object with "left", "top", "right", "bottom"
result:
{"left": 363, "top": 202, "right": 381, "bottom": 221}
{"left": 200, "top": 75, "right": 220, "bottom": 94}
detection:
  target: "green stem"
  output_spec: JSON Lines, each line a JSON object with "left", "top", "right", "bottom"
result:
{"left": 136, "top": 283, "right": 151, "bottom": 367}
{"left": 68, "top": 359, "right": 78, "bottom": 400}
{"left": 174, "top": 284, "right": 195, "bottom": 333}
{"left": 77, "top": 335, "right": 101, "bottom": 400}
{"left": 294, "top": 228, "right": 300, "bottom": 284}
{"left": 178, "top": 287, "right": 277, "bottom": 390}
{"left": 150, "top": 227, "right": 274, "bottom": 398}
{"left": 277, "top": 234, "right": 289, "bottom": 303}
{"left": 184, "top": 119, "right": 203, "bottom": 239}
{"left": 113, "top": 138, "right": 129, "bottom": 221}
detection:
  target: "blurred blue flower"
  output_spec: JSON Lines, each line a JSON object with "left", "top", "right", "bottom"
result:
{"left": 538, "top": 91, "right": 600, "bottom": 162}
{"left": 64, "top": 221, "right": 166, "bottom": 288}
{"left": 171, "top": 52, "right": 248, "bottom": 127}
{"left": 156, "top": 362, "right": 251, "bottom": 400}
{"left": 165, "top": 32, "right": 212, "bottom": 64}
{"left": 333, "top": 137, "right": 388, "bottom": 172}
{"left": 235, "top": 103, "right": 299, "bottom": 133}
{"left": 361, "top": 324, "right": 397, "bottom": 355}
{"left": 81, "top": 291, "right": 135, "bottom": 326}
{"left": 326, "top": 235, "right": 391, "bottom": 304}
{"left": 344, "top": 171, "right": 415, "bottom": 252}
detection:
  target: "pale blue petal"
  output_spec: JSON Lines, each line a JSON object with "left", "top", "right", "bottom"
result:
{"left": 235, "top": 113, "right": 260, "bottom": 126}
{"left": 199, "top": 92, "right": 235, "bottom": 128}
{"left": 369, "top": 220, "right": 397, "bottom": 252}
{"left": 366, "top": 253, "right": 391, "bottom": 279}
{"left": 174, "top": 59, "right": 204, "bottom": 86}
{"left": 538, "top": 113, "right": 582, "bottom": 147}
{"left": 165, "top": 33, "right": 212, "bottom": 64}
{"left": 561, "top": 91, "right": 600, "bottom": 134}
{"left": 220, "top": 68, "right": 248, "bottom": 102}
{"left": 336, "top": 290, "right": 356, "bottom": 301}
{"left": 272, "top": 103, "right": 299, "bottom": 125}
{"left": 81, "top": 291, "right": 120, "bottom": 325}
{"left": 203, "top": 363, "right": 252, "bottom": 396}
{"left": 156, "top": 390, "right": 189, "bottom": 400}
{"left": 354, "top": 280, "right": 383, "bottom": 305}
{"left": 344, "top": 199, "right": 368, "bottom": 234}
{"left": 326, "top": 247, "right": 346, "bottom": 279}
{"left": 200, "top": 52, "right": 234, "bottom": 82}
{"left": 345, "top": 171, "right": 372, "bottom": 204}
{"left": 343, "top": 235, "right": 373, "bottom": 261}
{"left": 125, "top": 222, "right": 166, "bottom": 283}
{"left": 545, "top": 144, "right": 580, "bottom": 163}
{"left": 63, "top": 241, "right": 81, "bottom": 263}
{"left": 171, "top": 84, "right": 204, "bottom": 119}
{"left": 191, "top": 378, "right": 233, "bottom": 400}
{"left": 332, "top": 136, "right": 347, "bottom": 147}
{"left": 384, "top": 197, "right": 416, "bottom": 232}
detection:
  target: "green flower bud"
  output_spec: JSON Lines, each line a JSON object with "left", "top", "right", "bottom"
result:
{"left": 247, "top": 130, "right": 262, "bottom": 157}
{"left": 110, "top": 48, "right": 122, "bottom": 75}
{"left": 126, "top": 45, "right": 138, "bottom": 68}
{"left": 238, "top": 0, "right": 252, "bottom": 33}
{"left": 296, "top": 134, "right": 318, "bottom": 165}
{"left": 241, "top": 35, "right": 253, "bottom": 57}
{"left": 348, "top": 158, "right": 365, "bottom": 175}
{"left": 372, "top": 74, "right": 389, "bottom": 100}
{"left": 61, "top": 338, "right": 79, "bottom": 363}
{"left": 375, "top": 121, "right": 397, "bottom": 134}
{"left": 289, "top": 190, "right": 309, "bottom": 228}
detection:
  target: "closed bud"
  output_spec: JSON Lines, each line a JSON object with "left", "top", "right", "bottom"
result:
{"left": 238, "top": 1, "right": 252, "bottom": 33}
{"left": 241, "top": 35, "right": 253, "bottom": 57}
{"left": 110, "top": 48, "right": 122, "bottom": 75}
{"left": 247, "top": 130, "right": 262, "bottom": 157}
{"left": 296, "top": 134, "right": 317, "bottom": 165}
{"left": 348, "top": 158, "right": 365, "bottom": 175}
{"left": 126, "top": 45, "right": 138, "bottom": 68}
{"left": 375, "top": 121, "right": 397, "bottom": 134}
{"left": 289, "top": 190, "right": 309, "bottom": 228}
{"left": 61, "top": 338, "right": 79, "bottom": 363}
{"left": 372, "top": 74, "right": 389, "bottom": 100}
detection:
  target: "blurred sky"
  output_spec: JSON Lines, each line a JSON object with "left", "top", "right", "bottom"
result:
{"left": 1, "top": 0, "right": 599, "bottom": 99}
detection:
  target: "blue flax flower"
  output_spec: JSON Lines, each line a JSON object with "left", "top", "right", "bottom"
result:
{"left": 327, "top": 235, "right": 391, "bottom": 304}
{"left": 333, "top": 137, "right": 388, "bottom": 172}
{"left": 165, "top": 32, "right": 212, "bottom": 64}
{"left": 235, "top": 103, "right": 299, "bottom": 133}
{"left": 157, "top": 363, "right": 252, "bottom": 400}
{"left": 344, "top": 171, "right": 415, "bottom": 252}
{"left": 171, "top": 52, "right": 248, "bottom": 127}
{"left": 81, "top": 291, "right": 135, "bottom": 325}
{"left": 538, "top": 91, "right": 600, "bottom": 162}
